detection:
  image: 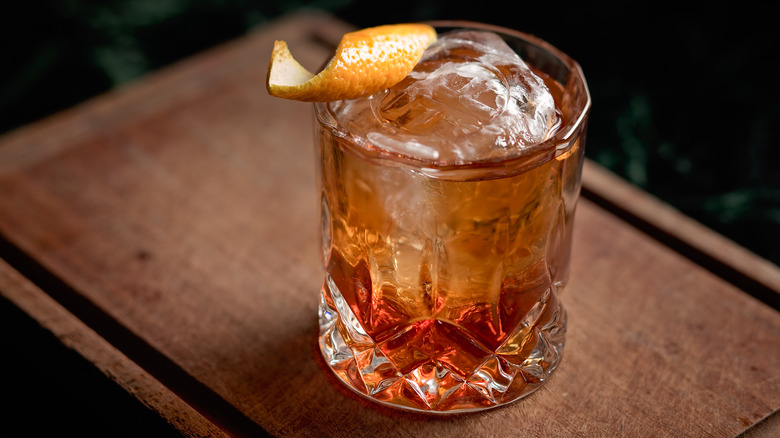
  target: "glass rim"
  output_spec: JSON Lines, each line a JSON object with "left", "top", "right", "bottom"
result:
{"left": 314, "top": 21, "right": 591, "bottom": 179}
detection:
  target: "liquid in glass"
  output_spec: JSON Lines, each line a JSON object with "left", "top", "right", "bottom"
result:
{"left": 315, "top": 23, "right": 590, "bottom": 413}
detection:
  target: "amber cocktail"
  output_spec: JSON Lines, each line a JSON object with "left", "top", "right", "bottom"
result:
{"left": 315, "top": 22, "right": 590, "bottom": 413}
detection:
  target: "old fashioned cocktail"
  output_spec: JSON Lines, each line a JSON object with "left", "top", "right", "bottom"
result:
{"left": 315, "top": 22, "right": 590, "bottom": 413}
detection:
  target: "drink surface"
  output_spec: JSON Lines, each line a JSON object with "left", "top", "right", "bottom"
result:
{"left": 316, "top": 28, "right": 584, "bottom": 412}
{"left": 326, "top": 30, "right": 563, "bottom": 163}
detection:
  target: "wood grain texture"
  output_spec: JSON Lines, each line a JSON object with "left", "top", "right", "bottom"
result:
{"left": 0, "top": 10, "right": 778, "bottom": 437}
{"left": 582, "top": 160, "right": 780, "bottom": 308}
{"left": 0, "top": 259, "right": 227, "bottom": 437}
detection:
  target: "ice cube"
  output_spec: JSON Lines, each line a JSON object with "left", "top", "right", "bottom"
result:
{"left": 376, "top": 61, "right": 509, "bottom": 138}
{"left": 334, "top": 30, "right": 560, "bottom": 163}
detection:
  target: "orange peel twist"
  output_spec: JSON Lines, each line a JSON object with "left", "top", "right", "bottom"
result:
{"left": 266, "top": 24, "right": 437, "bottom": 102}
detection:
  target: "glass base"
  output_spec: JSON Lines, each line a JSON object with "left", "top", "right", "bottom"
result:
{"left": 317, "top": 279, "right": 566, "bottom": 414}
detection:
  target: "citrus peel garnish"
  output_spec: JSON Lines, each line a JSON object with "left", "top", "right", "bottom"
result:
{"left": 267, "top": 24, "right": 437, "bottom": 102}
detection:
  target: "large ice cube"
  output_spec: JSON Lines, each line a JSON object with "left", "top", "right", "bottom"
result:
{"left": 334, "top": 30, "right": 560, "bottom": 163}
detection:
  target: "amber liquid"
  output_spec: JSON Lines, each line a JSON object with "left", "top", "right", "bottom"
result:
{"left": 314, "top": 25, "right": 588, "bottom": 409}
{"left": 316, "top": 108, "right": 584, "bottom": 411}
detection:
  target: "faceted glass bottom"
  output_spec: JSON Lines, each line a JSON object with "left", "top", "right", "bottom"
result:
{"left": 317, "top": 279, "right": 566, "bottom": 414}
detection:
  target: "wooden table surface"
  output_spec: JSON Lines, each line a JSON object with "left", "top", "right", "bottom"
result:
{"left": 1, "top": 10, "right": 779, "bottom": 438}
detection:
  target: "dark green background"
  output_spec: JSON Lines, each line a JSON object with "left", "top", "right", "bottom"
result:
{"left": 3, "top": 0, "right": 779, "bottom": 265}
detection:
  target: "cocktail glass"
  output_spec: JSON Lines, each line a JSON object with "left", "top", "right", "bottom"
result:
{"left": 314, "top": 21, "right": 590, "bottom": 413}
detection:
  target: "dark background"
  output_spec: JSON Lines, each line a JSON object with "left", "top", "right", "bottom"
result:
{"left": 0, "top": 2, "right": 778, "bottom": 434}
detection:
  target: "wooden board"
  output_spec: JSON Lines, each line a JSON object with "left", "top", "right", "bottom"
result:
{"left": 1, "top": 10, "right": 778, "bottom": 437}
